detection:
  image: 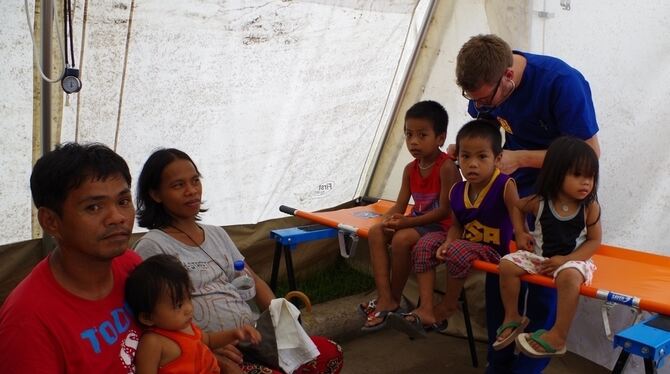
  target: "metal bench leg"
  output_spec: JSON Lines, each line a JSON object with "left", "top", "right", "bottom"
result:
{"left": 644, "top": 358, "right": 657, "bottom": 374}
{"left": 612, "top": 351, "right": 630, "bottom": 373}
{"left": 283, "top": 244, "right": 297, "bottom": 292}
{"left": 611, "top": 351, "right": 657, "bottom": 374}
{"left": 460, "top": 288, "right": 479, "bottom": 368}
{"left": 270, "top": 241, "right": 283, "bottom": 292}
{"left": 428, "top": 287, "right": 478, "bottom": 368}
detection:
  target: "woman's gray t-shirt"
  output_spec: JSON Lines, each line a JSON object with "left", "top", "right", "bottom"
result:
{"left": 133, "top": 224, "right": 258, "bottom": 331}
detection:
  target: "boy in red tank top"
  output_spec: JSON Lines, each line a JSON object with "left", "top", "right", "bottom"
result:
{"left": 360, "top": 101, "right": 461, "bottom": 333}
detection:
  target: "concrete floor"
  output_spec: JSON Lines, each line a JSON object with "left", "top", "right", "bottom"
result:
{"left": 304, "top": 292, "right": 611, "bottom": 374}
{"left": 340, "top": 328, "right": 609, "bottom": 374}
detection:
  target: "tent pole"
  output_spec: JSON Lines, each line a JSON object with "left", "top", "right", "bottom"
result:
{"left": 41, "top": 0, "right": 52, "bottom": 155}
{"left": 361, "top": 0, "right": 440, "bottom": 197}
{"left": 38, "top": 0, "right": 56, "bottom": 252}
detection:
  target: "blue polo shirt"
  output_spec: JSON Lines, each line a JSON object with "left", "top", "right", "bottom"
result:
{"left": 468, "top": 51, "right": 599, "bottom": 196}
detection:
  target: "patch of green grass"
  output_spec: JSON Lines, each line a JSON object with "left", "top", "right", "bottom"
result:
{"left": 275, "top": 257, "right": 374, "bottom": 305}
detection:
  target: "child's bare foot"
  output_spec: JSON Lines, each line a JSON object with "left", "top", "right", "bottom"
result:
{"left": 386, "top": 309, "right": 449, "bottom": 338}
{"left": 408, "top": 307, "right": 437, "bottom": 326}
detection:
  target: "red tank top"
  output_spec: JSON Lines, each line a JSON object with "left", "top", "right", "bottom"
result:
{"left": 409, "top": 151, "right": 453, "bottom": 230}
{"left": 149, "top": 323, "right": 220, "bottom": 374}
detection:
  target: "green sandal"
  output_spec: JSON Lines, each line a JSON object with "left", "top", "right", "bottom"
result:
{"left": 492, "top": 317, "right": 530, "bottom": 351}
{"left": 516, "top": 329, "right": 567, "bottom": 358}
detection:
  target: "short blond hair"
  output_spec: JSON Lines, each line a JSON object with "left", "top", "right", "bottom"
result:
{"left": 456, "top": 34, "right": 513, "bottom": 91}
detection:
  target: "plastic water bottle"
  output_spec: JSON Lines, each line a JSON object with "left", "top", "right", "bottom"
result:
{"left": 231, "top": 260, "right": 256, "bottom": 301}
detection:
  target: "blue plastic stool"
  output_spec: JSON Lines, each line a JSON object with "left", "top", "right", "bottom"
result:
{"left": 612, "top": 315, "right": 670, "bottom": 373}
{"left": 269, "top": 225, "right": 337, "bottom": 292}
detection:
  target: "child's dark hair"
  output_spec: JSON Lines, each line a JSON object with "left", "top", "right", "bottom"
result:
{"left": 136, "top": 148, "right": 206, "bottom": 229}
{"left": 455, "top": 118, "right": 503, "bottom": 156}
{"left": 125, "top": 254, "right": 193, "bottom": 324}
{"left": 535, "top": 136, "right": 599, "bottom": 206}
{"left": 405, "top": 100, "right": 448, "bottom": 135}
{"left": 30, "top": 142, "right": 131, "bottom": 216}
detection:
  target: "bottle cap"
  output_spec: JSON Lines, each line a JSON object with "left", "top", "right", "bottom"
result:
{"left": 234, "top": 260, "right": 245, "bottom": 271}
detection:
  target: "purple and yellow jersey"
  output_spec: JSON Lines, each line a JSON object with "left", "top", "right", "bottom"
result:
{"left": 450, "top": 169, "right": 514, "bottom": 256}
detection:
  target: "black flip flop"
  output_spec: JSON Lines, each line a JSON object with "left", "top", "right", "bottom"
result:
{"left": 387, "top": 312, "right": 447, "bottom": 339}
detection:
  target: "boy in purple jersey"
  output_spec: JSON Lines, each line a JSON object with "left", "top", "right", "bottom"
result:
{"left": 388, "top": 119, "right": 524, "bottom": 338}
{"left": 397, "top": 120, "right": 524, "bottom": 338}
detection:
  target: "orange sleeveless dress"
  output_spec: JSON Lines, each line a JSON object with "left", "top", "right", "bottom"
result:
{"left": 149, "top": 322, "right": 220, "bottom": 374}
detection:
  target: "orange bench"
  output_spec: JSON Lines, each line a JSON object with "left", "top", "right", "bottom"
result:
{"left": 281, "top": 198, "right": 670, "bottom": 316}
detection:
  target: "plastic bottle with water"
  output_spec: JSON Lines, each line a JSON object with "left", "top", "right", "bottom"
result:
{"left": 231, "top": 260, "right": 256, "bottom": 301}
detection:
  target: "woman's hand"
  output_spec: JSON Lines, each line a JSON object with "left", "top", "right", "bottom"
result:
{"left": 214, "top": 344, "right": 244, "bottom": 371}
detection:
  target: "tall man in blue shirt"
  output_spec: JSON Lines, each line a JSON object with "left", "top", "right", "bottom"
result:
{"left": 455, "top": 34, "right": 600, "bottom": 373}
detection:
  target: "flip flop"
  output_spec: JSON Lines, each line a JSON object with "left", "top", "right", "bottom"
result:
{"left": 433, "top": 319, "right": 449, "bottom": 334}
{"left": 360, "top": 308, "right": 397, "bottom": 332}
{"left": 358, "top": 299, "right": 377, "bottom": 317}
{"left": 387, "top": 312, "right": 448, "bottom": 339}
{"left": 492, "top": 317, "right": 530, "bottom": 351}
{"left": 516, "top": 329, "right": 567, "bottom": 358}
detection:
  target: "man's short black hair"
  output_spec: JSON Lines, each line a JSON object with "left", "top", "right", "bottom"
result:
{"left": 405, "top": 100, "right": 449, "bottom": 135}
{"left": 30, "top": 142, "right": 131, "bottom": 215}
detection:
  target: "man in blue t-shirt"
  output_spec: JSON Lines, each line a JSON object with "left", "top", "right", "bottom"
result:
{"left": 455, "top": 34, "right": 600, "bottom": 373}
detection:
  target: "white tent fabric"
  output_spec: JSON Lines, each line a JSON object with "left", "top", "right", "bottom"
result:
{"left": 538, "top": 2, "right": 670, "bottom": 371}
{"left": 2, "top": 2, "right": 35, "bottom": 244}
{"left": 2, "top": 0, "right": 430, "bottom": 244}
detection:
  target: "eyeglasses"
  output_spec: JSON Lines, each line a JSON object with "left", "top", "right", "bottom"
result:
{"left": 461, "top": 74, "right": 504, "bottom": 109}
